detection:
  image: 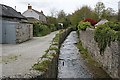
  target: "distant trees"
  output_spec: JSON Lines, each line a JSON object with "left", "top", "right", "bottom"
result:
{"left": 118, "top": 10, "right": 120, "bottom": 21}
{"left": 101, "top": 7, "right": 117, "bottom": 21}
{"left": 95, "top": 2, "right": 105, "bottom": 19}
{"left": 57, "top": 10, "right": 71, "bottom": 28}
{"left": 68, "top": 6, "right": 99, "bottom": 26}
{"left": 47, "top": 2, "right": 118, "bottom": 28}
{"left": 57, "top": 10, "right": 66, "bottom": 19}
{"left": 94, "top": 2, "right": 117, "bottom": 21}
{"left": 47, "top": 16, "right": 57, "bottom": 25}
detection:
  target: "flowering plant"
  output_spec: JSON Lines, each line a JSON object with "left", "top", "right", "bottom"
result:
{"left": 83, "top": 18, "right": 97, "bottom": 26}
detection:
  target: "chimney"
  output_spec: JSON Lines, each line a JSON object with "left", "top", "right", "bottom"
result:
{"left": 28, "top": 4, "right": 32, "bottom": 10}
{"left": 15, "top": 6, "right": 16, "bottom": 10}
{"left": 41, "top": 10, "right": 43, "bottom": 14}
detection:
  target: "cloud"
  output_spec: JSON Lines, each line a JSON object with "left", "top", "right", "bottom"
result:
{"left": 1, "top": 0, "right": 120, "bottom": 16}
{"left": 19, "top": 0, "right": 51, "bottom": 8}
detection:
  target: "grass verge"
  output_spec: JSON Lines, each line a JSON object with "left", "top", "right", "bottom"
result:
{"left": 32, "top": 32, "right": 60, "bottom": 72}
{"left": 76, "top": 41, "right": 101, "bottom": 67}
{"left": 76, "top": 40, "right": 111, "bottom": 78}
{"left": 32, "top": 60, "right": 51, "bottom": 72}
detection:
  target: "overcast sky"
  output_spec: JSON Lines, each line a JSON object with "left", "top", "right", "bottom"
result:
{"left": 1, "top": 0, "right": 120, "bottom": 16}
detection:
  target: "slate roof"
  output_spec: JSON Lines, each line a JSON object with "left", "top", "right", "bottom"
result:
{"left": 0, "top": 4, "right": 26, "bottom": 19}
{"left": 95, "top": 19, "right": 108, "bottom": 26}
{"left": 27, "top": 17, "right": 40, "bottom": 23}
{"left": 32, "top": 9, "right": 46, "bottom": 17}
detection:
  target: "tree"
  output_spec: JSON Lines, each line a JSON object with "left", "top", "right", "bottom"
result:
{"left": 47, "top": 16, "right": 58, "bottom": 30}
{"left": 57, "top": 10, "right": 66, "bottom": 19}
{"left": 57, "top": 10, "right": 66, "bottom": 24}
{"left": 47, "top": 16, "right": 57, "bottom": 25}
{"left": 56, "top": 10, "right": 71, "bottom": 28}
{"left": 50, "top": 8, "right": 58, "bottom": 17}
{"left": 101, "top": 7, "right": 117, "bottom": 21}
{"left": 95, "top": 2, "right": 105, "bottom": 19}
{"left": 69, "top": 6, "right": 99, "bottom": 26}
{"left": 63, "top": 18, "right": 71, "bottom": 28}
{"left": 102, "top": 7, "right": 114, "bottom": 19}
{"left": 118, "top": 10, "right": 120, "bottom": 21}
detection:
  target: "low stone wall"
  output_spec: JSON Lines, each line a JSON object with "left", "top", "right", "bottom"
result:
{"left": 59, "top": 28, "right": 72, "bottom": 47}
{"left": 44, "top": 28, "right": 72, "bottom": 78}
{"left": 34, "top": 28, "right": 73, "bottom": 79}
{"left": 79, "top": 28, "right": 120, "bottom": 78}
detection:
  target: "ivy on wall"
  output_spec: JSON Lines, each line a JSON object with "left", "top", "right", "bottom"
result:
{"left": 94, "top": 22, "right": 120, "bottom": 55}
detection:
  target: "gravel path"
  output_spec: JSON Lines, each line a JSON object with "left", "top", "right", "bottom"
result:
{"left": 0, "top": 31, "right": 58, "bottom": 78}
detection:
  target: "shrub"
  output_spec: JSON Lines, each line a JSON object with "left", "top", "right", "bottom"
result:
{"left": 105, "top": 21, "right": 120, "bottom": 31}
{"left": 33, "top": 23, "right": 51, "bottom": 37}
{"left": 83, "top": 18, "right": 97, "bottom": 26}
{"left": 48, "top": 24, "right": 57, "bottom": 32}
{"left": 77, "top": 22, "right": 91, "bottom": 31}
{"left": 94, "top": 24, "right": 118, "bottom": 55}
{"left": 116, "top": 31, "right": 120, "bottom": 41}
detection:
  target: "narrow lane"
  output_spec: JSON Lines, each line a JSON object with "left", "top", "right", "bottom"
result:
{"left": 58, "top": 31, "right": 92, "bottom": 78}
{"left": 1, "top": 31, "right": 58, "bottom": 78}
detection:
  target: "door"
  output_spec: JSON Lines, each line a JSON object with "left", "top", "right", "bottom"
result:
{"left": 2, "top": 20, "right": 16, "bottom": 44}
{"left": 0, "top": 19, "right": 3, "bottom": 43}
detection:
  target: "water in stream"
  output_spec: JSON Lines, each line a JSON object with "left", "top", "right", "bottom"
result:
{"left": 58, "top": 31, "right": 111, "bottom": 79}
{"left": 58, "top": 31, "right": 92, "bottom": 78}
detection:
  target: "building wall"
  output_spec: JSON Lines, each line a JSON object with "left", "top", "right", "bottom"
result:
{"left": 79, "top": 28, "right": 120, "bottom": 78}
{"left": 16, "top": 22, "right": 33, "bottom": 43}
{"left": 23, "top": 10, "right": 40, "bottom": 20}
{"left": 0, "top": 19, "right": 33, "bottom": 44}
{"left": 39, "top": 14, "right": 47, "bottom": 23}
{"left": 23, "top": 10, "right": 47, "bottom": 23}
{"left": 0, "top": 18, "right": 2, "bottom": 44}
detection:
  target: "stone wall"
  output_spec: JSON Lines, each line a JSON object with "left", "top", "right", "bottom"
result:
{"left": 0, "top": 20, "right": 33, "bottom": 44}
{"left": 16, "top": 22, "right": 33, "bottom": 43}
{"left": 59, "top": 28, "right": 73, "bottom": 47}
{"left": 37, "top": 28, "right": 73, "bottom": 78}
{"left": 79, "top": 28, "right": 120, "bottom": 78}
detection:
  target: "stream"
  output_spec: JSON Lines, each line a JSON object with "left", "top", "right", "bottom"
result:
{"left": 58, "top": 31, "right": 92, "bottom": 78}
{"left": 58, "top": 31, "right": 110, "bottom": 79}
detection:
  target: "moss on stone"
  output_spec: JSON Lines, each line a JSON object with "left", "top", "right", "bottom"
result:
{"left": 32, "top": 60, "right": 51, "bottom": 72}
{"left": 49, "top": 47, "right": 58, "bottom": 52}
{"left": 76, "top": 41, "right": 101, "bottom": 67}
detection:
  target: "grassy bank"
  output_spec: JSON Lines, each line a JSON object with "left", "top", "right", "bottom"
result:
{"left": 76, "top": 40, "right": 111, "bottom": 78}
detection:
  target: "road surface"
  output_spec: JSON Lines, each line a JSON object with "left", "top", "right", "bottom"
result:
{"left": 0, "top": 31, "right": 58, "bottom": 78}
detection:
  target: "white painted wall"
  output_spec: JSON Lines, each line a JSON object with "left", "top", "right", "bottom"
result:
{"left": 23, "top": 9, "right": 47, "bottom": 23}
{"left": 23, "top": 10, "right": 39, "bottom": 20}
{"left": 39, "top": 14, "right": 47, "bottom": 22}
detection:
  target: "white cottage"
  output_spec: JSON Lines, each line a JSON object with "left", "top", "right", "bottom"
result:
{"left": 22, "top": 4, "right": 47, "bottom": 23}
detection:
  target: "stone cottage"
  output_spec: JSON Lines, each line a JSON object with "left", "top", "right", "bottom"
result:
{"left": 22, "top": 4, "right": 47, "bottom": 23}
{"left": 0, "top": 4, "right": 33, "bottom": 44}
